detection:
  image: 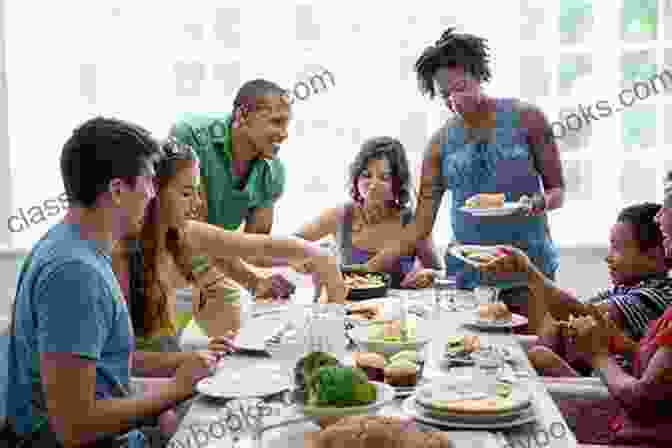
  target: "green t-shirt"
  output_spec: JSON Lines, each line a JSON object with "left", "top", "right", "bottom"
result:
{"left": 170, "top": 112, "right": 286, "bottom": 231}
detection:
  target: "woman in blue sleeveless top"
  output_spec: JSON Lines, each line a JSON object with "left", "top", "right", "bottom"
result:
{"left": 367, "top": 28, "right": 565, "bottom": 330}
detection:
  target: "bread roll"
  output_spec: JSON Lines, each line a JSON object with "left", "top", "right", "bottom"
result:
{"left": 314, "top": 416, "right": 452, "bottom": 448}
{"left": 465, "top": 193, "right": 505, "bottom": 208}
{"left": 478, "top": 303, "right": 512, "bottom": 321}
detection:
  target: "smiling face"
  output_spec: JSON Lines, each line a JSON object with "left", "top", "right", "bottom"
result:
{"left": 433, "top": 66, "right": 484, "bottom": 115}
{"left": 605, "top": 221, "right": 661, "bottom": 285}
{"left": 156, "top": 161, "right": 200, "bottom": 229}
{"left": 356, "top": 157, "right": 395, "bottom": 205}
{"left": 240, "top": 95, "right": 291, "bottom": 160}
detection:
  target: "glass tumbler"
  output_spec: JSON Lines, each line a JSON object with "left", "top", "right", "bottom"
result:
{"left": 435, "top": 276, "right": 459, "bottom": 311}
{"left": 304, "top": 303, "right": 347, "bottom": 362}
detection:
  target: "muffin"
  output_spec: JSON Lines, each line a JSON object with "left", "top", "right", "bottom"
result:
{"left": 384, "top": 359, "right": 418, "bottom": 387}
{"left": 313, "top": 415, "right": 451, "bottom": 448}
{"left": 354, "top": 352, "right": 386, "bottom": 382}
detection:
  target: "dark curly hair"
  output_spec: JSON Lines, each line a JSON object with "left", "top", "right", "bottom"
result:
{"left": 414, "top": 27, "right": 492, "bottom": 100}
{"left": 347, "top": 136, "right": 413, "bottom": 215}
{"left": 617, "top": 202, "right": 663, "bottom": 253}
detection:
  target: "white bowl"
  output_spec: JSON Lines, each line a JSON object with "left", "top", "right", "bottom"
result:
{"left": 348, "top": 319, "right": 432, "bottom": 357}
{"left": 297, "top": 381, "right": 395, "bottom": 419}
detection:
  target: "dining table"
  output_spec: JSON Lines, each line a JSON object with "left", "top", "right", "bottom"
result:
{"left": 172, "top": 286, "right": 579, "bottom": 448}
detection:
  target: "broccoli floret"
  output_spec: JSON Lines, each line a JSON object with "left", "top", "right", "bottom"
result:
{"left": 294, "top": 351, "right": 341, "bottom": 391}
{"left": 308, "top": 366, "right": 377, "bottom": 407}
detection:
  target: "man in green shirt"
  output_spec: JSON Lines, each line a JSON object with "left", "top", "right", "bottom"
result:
{"left": 170, "top": 79, "right": 296, "bottom": 299}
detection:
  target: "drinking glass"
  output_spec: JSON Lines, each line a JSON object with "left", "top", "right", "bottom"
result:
{"left": 474, "top": 285, "right": 501, "bottom": 306}
{"left": 434, "top": 276, "right": 459, "bottom": 311}
{"left": 304, "top": 303, "right": 347, "bottom": 362}
{"left": 472, "top": 347, "right": 504, "bottom": 395}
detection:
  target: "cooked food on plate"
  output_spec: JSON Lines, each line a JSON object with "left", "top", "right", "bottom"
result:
{"left": 312, "top": 416, "right": 451, "bottom": 448}
{"left": 477, "top": 303, "right": 513, "bottom": 321}
{"left": 347, "top": 302, "right": 384, "bottom": 321}
{"left": 294, "top": 352, "right": 377, "bottom": 407}
{"left": 389, "top": 350, "right": 419, "bottom": 364}
{"left": 460, "top": 248, "right": 497, "bottom": 263}
{"left": 464, "top": 192, "right": 505, "bottom": 209}
{"left": 444, "top": 335, "right": 481, "bottom": 355}
{"left": 367, "top": 319, "right": 417, "bottom": 342}
{"left": 343, "top": 272, "right": 386, "bottom": 289}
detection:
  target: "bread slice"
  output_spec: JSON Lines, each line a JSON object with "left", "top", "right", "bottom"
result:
{"left": 465, "top": 193, "right": 505, "bottom": 209}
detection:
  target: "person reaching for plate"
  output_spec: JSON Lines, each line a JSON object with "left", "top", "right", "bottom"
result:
{"left": 112, "top": 137, "right": 348, "bottom": 356}
{"left": 477, "top": 190, "right": 672, "bottom": 445}
{"left": 251, "top": 136, "right": 442, "bottom": 290}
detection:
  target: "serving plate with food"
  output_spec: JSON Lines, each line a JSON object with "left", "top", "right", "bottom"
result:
{"left": 466, "top": 303, "right": 528, "bottom": 330}
{"left": 447, "top": 244, "right": 508, "bottom": 268}
{"left": 341, "top": 265, "right": 391, "bottom": 301}
{"left": 292, "top": 352, "right": 396, "bottom": 424}
{"left": 348, "top": 317, "right": 431, "bottom": 357}
{"left": 459, "top": 193, "right": 531, "bottom": 217}
{"left": 441, "top": 335, "right": 516, "bottom": 366}
{"left": 401, "top": 376, "right": 536, "bottom": 429}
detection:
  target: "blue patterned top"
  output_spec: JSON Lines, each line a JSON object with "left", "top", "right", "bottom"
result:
{"left": 436, "top": 99, "right": 560, "bottom": 289}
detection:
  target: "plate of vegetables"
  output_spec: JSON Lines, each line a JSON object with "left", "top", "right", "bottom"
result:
{"left": 292, "top": 352, "right": 396, "bottom": 421}
{"left": 342, "top": 265, "right": 391, "bottom": 301}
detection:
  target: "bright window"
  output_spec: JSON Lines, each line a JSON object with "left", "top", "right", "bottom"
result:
{"left": 3, "top": 1, "right": 671, "bottom": 252}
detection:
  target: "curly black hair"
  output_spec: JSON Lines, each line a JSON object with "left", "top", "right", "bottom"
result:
{"left": 414, "top": 27, "right": 492, "bottom": 100}
{"left": 617, "top": 202, "right": 663, "bottom": 252}
{"left": 347, "top": 136, "right": 413, "bottom": 213}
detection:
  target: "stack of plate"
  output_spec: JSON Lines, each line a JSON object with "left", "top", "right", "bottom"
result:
{"left": 402, "top": 377, "right": 536, "bottom": 429}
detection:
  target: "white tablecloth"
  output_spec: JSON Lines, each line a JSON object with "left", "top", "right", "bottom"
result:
{"left": 172, "top": 290, "right": 579, "bottom": 448}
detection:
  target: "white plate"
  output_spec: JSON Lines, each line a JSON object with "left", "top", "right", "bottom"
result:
{"left": 416, "top": 401, "right": 531, "bottom": 423}
{"left": 196, "top": 364, "right": 291, "bottom": 398}
{"left": 467, "top": 313, "right": 529, "bottom": 330}
{"left": 402, "top": 397, "right": 537, "bottom": 429}
{"left": 348, "top": 319, "right": 431, "bottom": 357}
{"left": 415, "top": 378, "right": 531, "bottom": 414}
{"left": 297, "top": 381, "right": 396, "bottom": 418}
{"left": 448, "top": 245, "right": 503, "bottom": 268}
{"left": 459, "top": 202, "right": 524, "bottom": 217}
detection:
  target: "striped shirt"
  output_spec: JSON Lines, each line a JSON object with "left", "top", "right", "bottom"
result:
{"left": 588, "top": 274, "right": 672, "bottom": 340}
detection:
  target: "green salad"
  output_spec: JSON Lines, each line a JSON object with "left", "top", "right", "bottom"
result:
{"left": 367, "top": 319, "right": 418, "bottom": 342}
